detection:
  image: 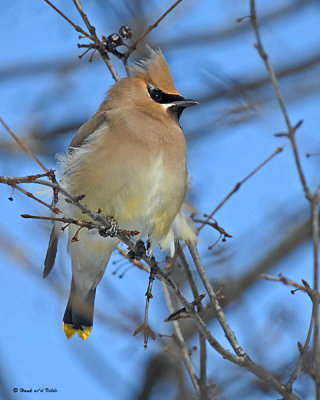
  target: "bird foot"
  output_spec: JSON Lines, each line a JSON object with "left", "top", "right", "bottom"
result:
{"left": 128, "top": 240, "right": 146, "bottom": 260}
{"left": 98, "top": 217, "right": 119, "bottom": 237}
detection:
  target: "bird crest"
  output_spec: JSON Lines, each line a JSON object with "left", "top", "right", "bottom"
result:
{"left": 132, "top": 48, "right": 180, "bottom": 95}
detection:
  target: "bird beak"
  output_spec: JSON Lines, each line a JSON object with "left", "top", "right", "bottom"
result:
{"left": 174, "top": 98, "right": 199, "bottom": 108}
{"left": 167, "top": 97, "right": 199, "bottom": 121}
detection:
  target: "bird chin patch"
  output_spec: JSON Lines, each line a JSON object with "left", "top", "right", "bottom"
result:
{"left": 167, "top": 105, "right": 185, "bottom": 121}
{"left": 158, "top": 102, "right": 184, "bottom": 120}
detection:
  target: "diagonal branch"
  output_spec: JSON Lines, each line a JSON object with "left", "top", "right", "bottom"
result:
{"left": 125, "top": 0, "right": 184, "bottom": 59}
{"left": 0, "top": 172, "right": 301, "bottom": 398}
{"left": 250, "top": 0, "right": 311, "bottom": 201}
{"left": 162, "top": 282, "right": 200, "bottom": 395}
{"left": 250, "top": 1, "right": 320, "bottom": 396}
{"left": 43, "top": 0, "right": 90, "bottom": 37}
{"left": 199, "top": 146, "right": 283, "bottom": 232}
{"left": 9, "top": 184, "right": 60, "bottom": 214}
{"left": 0, "top": 117, "right": 48, "bottom": 172}
{"left": 188, "top": 242, "right": 245, "bottom": 357}
{"left": 44, "top": 0, "right": 120, "bottom": 81}
{"left": 176, "top": 243, "right": 207, "bottom": 398}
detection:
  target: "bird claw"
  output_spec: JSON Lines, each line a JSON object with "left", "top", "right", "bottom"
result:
{"left": 128, "top": 240, "right": 146, "bottom": 260}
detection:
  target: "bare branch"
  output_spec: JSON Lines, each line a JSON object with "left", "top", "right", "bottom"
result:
{"left": 199, "top": 146, "right": 283, "bottom": 232}
{"left": 20, "top": 214, "right": 139, "bottom": 237}
{"left": 261, "top": 274, "right": 316, "bottom": 299}
{"left": 10, "top": 185, "right": 60, "bottom": 214}
{"left": 188, "top": 242, "right": 245, "bottom": 357}
{"left": 44, "top": 0, "right": 120, "bottom": 81}
{"left": 134, "top": 254, "right": 157, "bottom": 349}
{"left": 116, "top": 246, "right": 149, "bottom": 273}
{"left": 194, "top": 218, "right": 232, "bottom": 238}
{"left": 312, "top": 191, "right": 320, "bottom": 394}
{"left": 176, "top": 243, "right": 207, "bottom": 398}
{"left": 250, "top": 1, "right": 320, "bottom": 395}
{"left": 125, "top": 0, "right": 184, "bottom": 59}
{"left": 250, "top": 0, "right": 311, "bottom": 201}
{"left": 72, "top": 0, "right": 120, "bottom": 81}
{"left": 43, "top": 0, "right": 90, "bottom": 37}
{"left": 162, "top": 282, "right": 200, "bottom": 395}
{"left": 0, "top": 117, "right": 48, "bottom": 172}
{"left": 72, "top": 0, "right": 93, "bottom": 35}
{"left": 0, "top": 174, "right": 301, "bottom": 398}
{"left": 164, "top": 294, "right": 206, "bottom": 322}
{"left": 286, "top": 312, "right": 314, "bottom": 391}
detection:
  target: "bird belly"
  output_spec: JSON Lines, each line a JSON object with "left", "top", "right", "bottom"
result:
{"left": 63, "top": 142, "right": 187, "bottom": 247}
{"left": 111, "top": 156, "right": 186, "bottom": 242}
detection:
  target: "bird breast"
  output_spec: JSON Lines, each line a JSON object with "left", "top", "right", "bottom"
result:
{"left": 63, "top": 117, "right": 188, "bottom": 242}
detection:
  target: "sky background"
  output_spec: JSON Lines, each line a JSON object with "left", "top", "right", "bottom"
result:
{"left": 1, "top": 0, "right": 319, "bottom": 399}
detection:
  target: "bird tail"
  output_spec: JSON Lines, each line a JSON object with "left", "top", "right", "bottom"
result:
{"left": 63, "top": 278, "right": 96, "bottom": 340}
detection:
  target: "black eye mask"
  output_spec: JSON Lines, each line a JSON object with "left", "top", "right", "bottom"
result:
{"left": 147, "top": 85, "right": 184, "bottom": 104}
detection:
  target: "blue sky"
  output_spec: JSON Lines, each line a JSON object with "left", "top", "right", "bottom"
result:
{"left": 1, "top": 0, "right": 319, "bottom": 399}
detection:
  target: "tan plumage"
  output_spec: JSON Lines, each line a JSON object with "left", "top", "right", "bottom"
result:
{"left": 44, "top": 48, "right": 198, "bottom": 340}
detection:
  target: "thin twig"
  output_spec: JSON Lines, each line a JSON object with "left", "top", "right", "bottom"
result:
{"left": 261, "top": 273, "right": 315, "bottom": 299}
{"left": 116, "top": 246, "right": 149, "bottom": 273}
{"left": 199, "top": 146, "right": 283, "bottom": 232}
{"left": 177, "top": 243, "right": 207, "bottom": 398}
{"left": 167, "top": 271, "right": 299, "bottom": 399}
{"left": 0, "top": 117, "right": 48, "bottom": 172}
{"left": 286, "top": 312, "right": 314, "bottom": 390}
{"left": 44, "top": 0, "right": 120, "bottom": 81}
{"left": 199, "top": 331, "right": 207, "bottom": 400}
{"left": 250, "top": 1, "right": 290, "bottom": 128}
{"left": 43, "top": 0, "right": 90, "bottom": 37}
{"left": 0, "top": 177, "right": 113, "bottom": 227}
{"left": 312, "top": 191, "right": 320, "bottom": 395}
{"left": 160, "top": 256, "right": 300, "bottom": 399}
{"left": 250, "top": 2, "right": 319, "bottom": 396}
{"left": 188, "top": 242, "right": 245, "bottom": 357}
{"left": 0, "top": 171, "right": 54, "bottom": 184}
{"left": 133, "top": 258, "right": 157, "bottom": 349}
{"left": 0, "top": 173, "right": 300, "bottom": 398}
{"left": 72, "top": 0, "right": 93, "bottom": 34}
{"left": 164, "top": 294, "right": 206, "bottom": 322}
{"left": 72, "top": 0, "right": 120, "bottom": 81}
{"left": 123, "top": 59, "right": 131, "bottom": 77}
{"left": 177, "top": 243, "right": 199, "bottom": 300}
{"left": 250, "top": 0, "right": 311, "bottom": 201}
{"left": 161, "top": 281, "right": 200, "bottom": 394}
{"left": 10, "top": 184, "right": 60, "bottom": 214}
{"left": 152, "top": 264, "right": 245, "bottom": 364}
{"left": 125, "top": 0, "right": 184, "bottom": 59}
{"left": 20, "top": 214, "right": 140, "bottom": 240}
{"left": 194, "top": 218, "right": 232, "bottom": 238}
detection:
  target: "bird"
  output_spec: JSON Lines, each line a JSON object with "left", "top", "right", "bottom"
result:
{"left": 44, "top": 48, "right": 198, "bottom": 340}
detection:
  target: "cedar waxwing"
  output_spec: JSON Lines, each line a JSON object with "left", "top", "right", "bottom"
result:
{"left": 44, "top": 48, "right": 198, "bottom": 340}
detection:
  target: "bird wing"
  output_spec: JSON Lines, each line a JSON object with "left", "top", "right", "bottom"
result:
{"left": 69, "top": 111, "right": 108, "bottom": 150}
{"left": 43, "top": 111, "right": 109, "bottom": 279}
{"left": 43, "top": 224, "right": 59, "bottom": 278}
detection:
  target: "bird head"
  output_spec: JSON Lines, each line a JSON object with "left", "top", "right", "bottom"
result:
{"left": 106, "top": 48, "right": 198, "bottom": 121}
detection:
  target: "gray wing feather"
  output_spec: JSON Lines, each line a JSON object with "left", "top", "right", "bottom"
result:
{"left": 43, "top": 111, "right": 109, "bottom": 277}
{"left": 69, "top": 111, "right": 108, "bottom": 150}
{"left": 43, "top": 226, "right": 58, "bottom": 278}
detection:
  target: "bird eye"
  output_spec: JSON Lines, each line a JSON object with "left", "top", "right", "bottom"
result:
{"left": 150, "top": 89, "right": 163, "bottom": 103}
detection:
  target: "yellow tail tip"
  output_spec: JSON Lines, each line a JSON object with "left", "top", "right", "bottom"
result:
{"left": 63, "top": 322, "right": 92, "bottom": 340}
{"left": 77, "top": 326, "right": 92, "bottom": 340}
{"left": 63, "top": 322, "right": 76, "bottom": 339}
